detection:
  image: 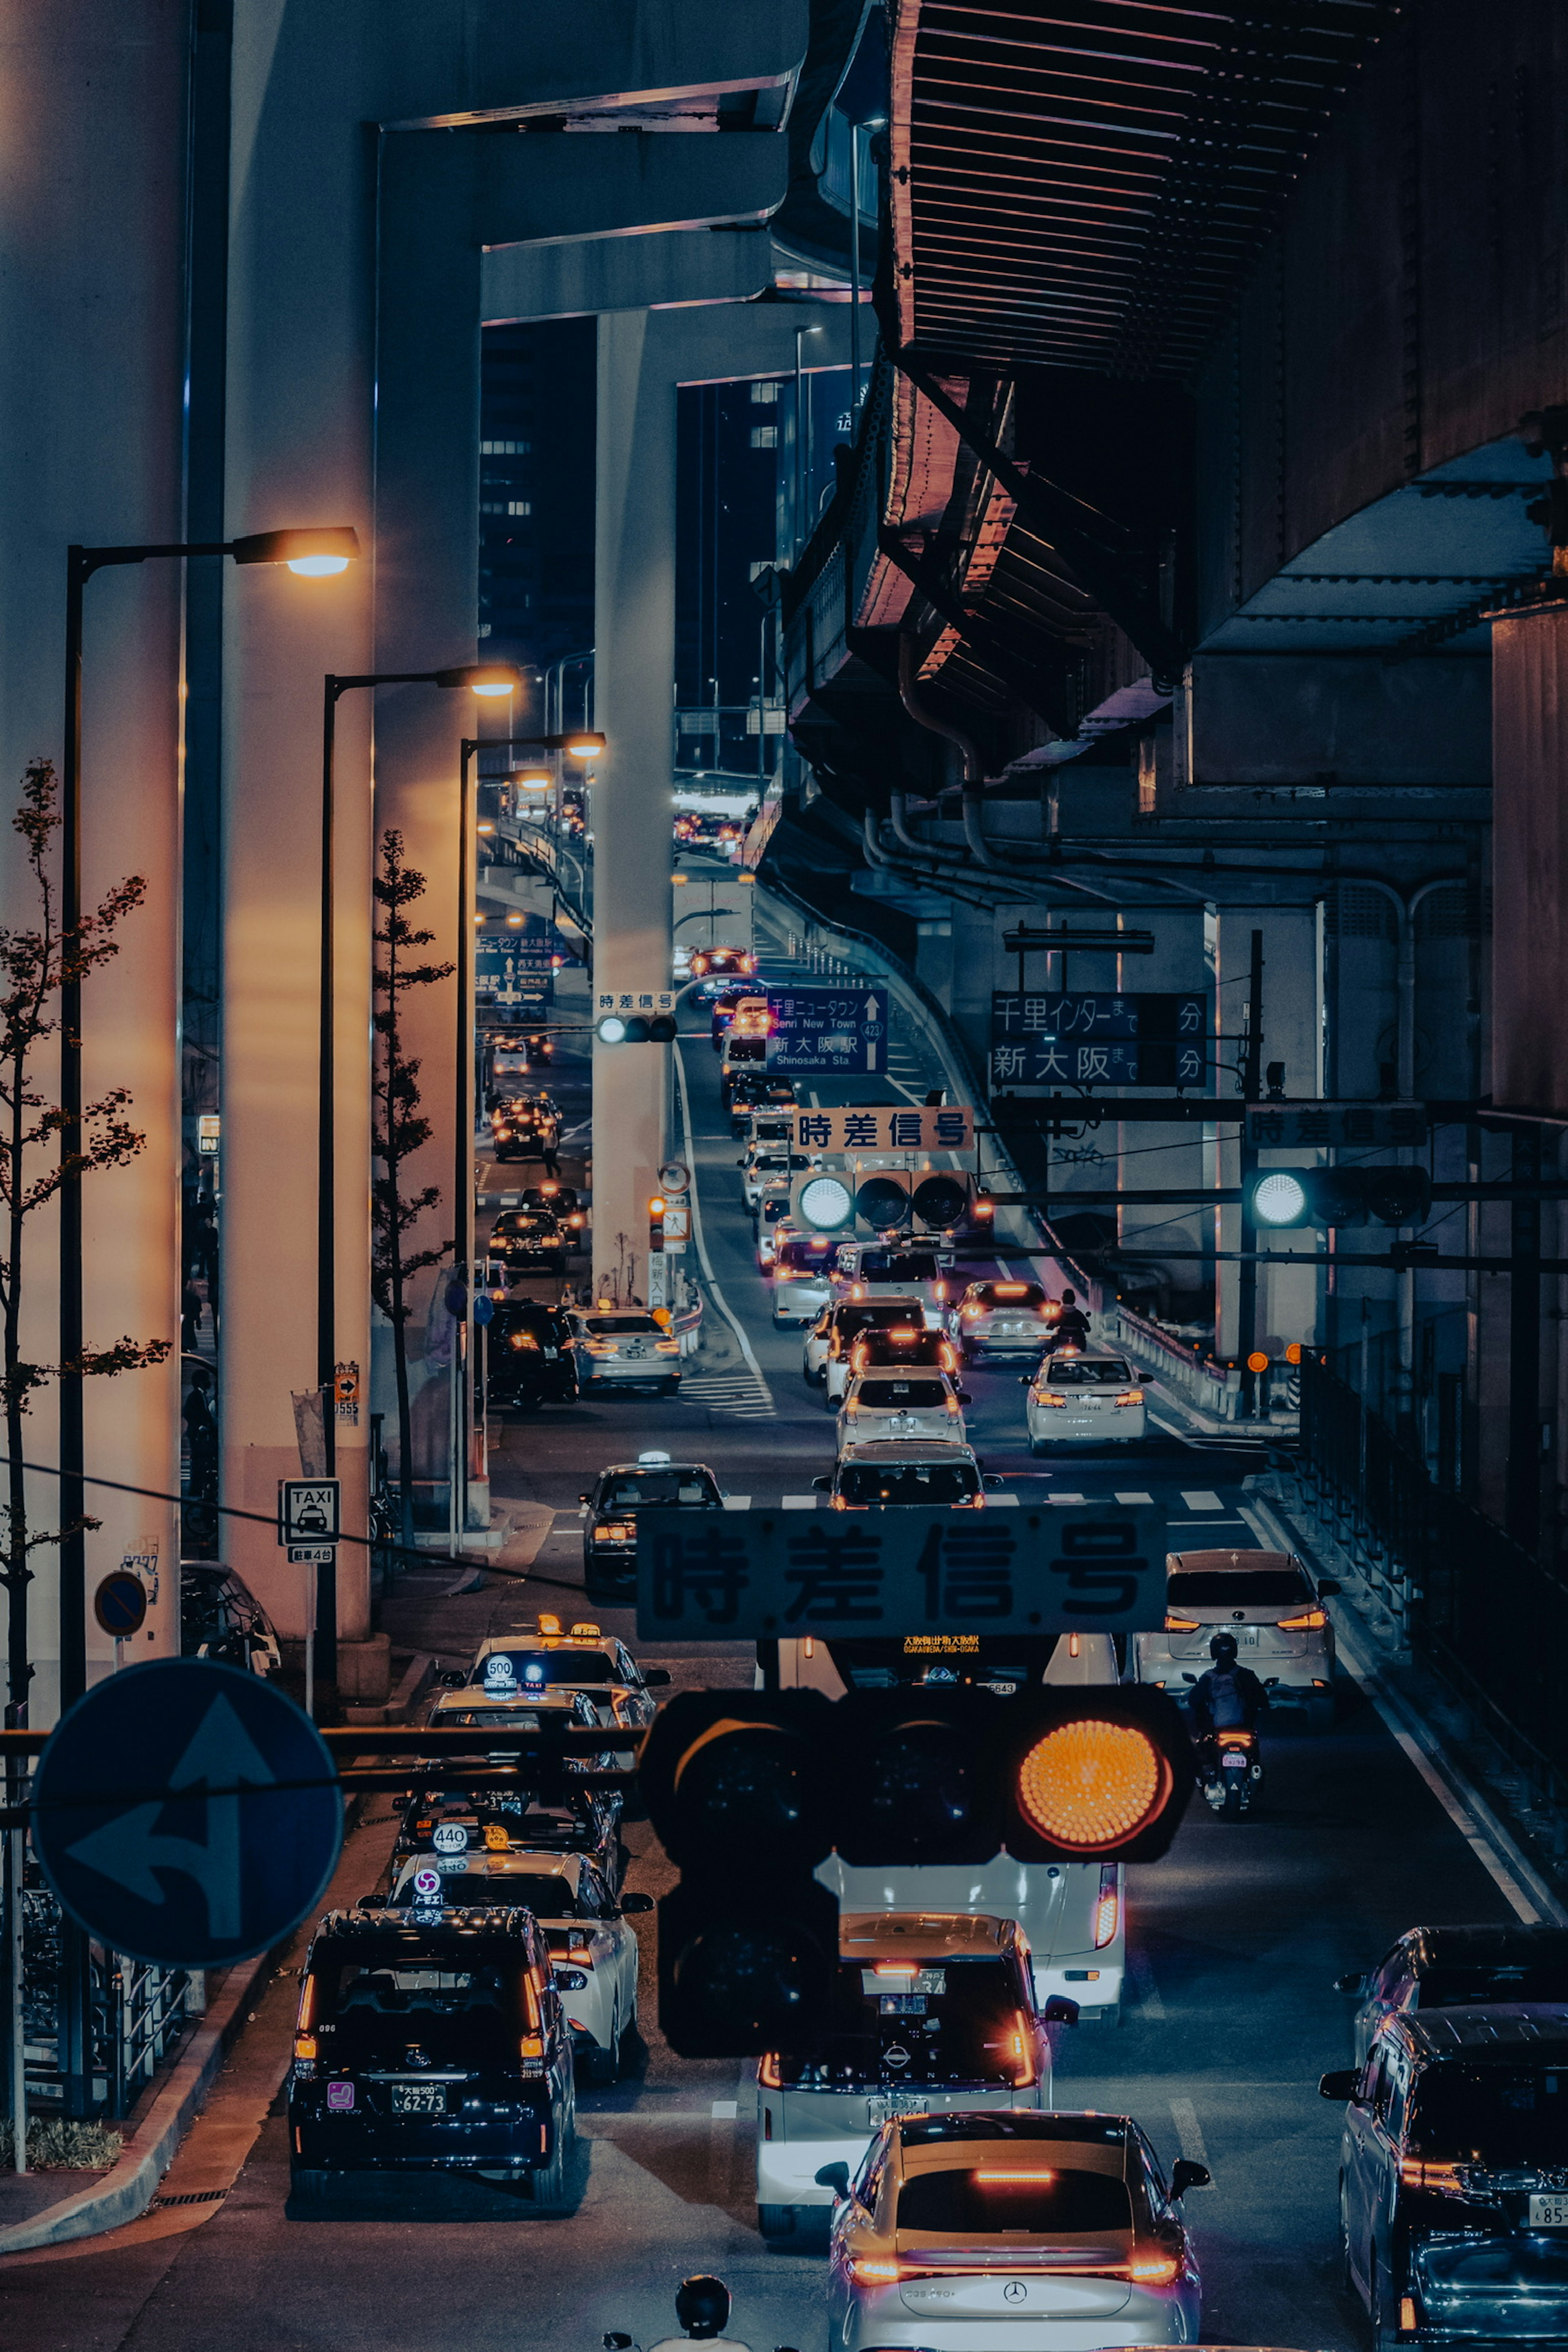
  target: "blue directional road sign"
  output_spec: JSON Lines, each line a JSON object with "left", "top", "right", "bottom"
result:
{"left": 32, "top": 1657, "right": 343, "bottom": 1967}
{"left": 764, "top": 987, "right": 886, "bottom": 1076}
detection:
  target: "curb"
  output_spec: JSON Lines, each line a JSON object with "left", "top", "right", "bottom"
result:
{"left": 0, "top": 1947, "right": 272, "bottom": 2257}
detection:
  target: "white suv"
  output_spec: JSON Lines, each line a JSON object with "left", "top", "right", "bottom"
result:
{"left": 837, "top": 1368, "right": 969, "bottom": 1455}
{"left": 1131, "top": 1547, "right": 1341, "bottom": 1731}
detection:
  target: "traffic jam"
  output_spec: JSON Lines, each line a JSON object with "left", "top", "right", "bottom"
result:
{"left": 238, "top": 939, "right": 1568, "bottom": 2352}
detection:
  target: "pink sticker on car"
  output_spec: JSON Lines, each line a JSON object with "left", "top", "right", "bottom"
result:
{"left": 325, "top": 2079, "right": 355, "bottom": 2111}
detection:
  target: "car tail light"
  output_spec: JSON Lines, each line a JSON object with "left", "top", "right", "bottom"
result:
{"left": 1012, "top": 2011, "right": 1036, "bottom": 2086}
{"left": 655, "top": 1339, "right": 680, "bottom": 1354}
{"left": 759, "top": 2051, "right": 783, "bottom": 2089}
{"left": 1215, "top": 1729, "right": 1254, "bottom": 1749}
{"left": 1093, "top": 1863, "right": 1119, "bottom": 1949}
{"left": 1277, "top": 1607, "right": 1327, "bottom": 1630}
{"left": 1114, "top": 1390, "right": 1145, "bottom": 1407}
{"left": 566, "top": 1944, "right": 593, "bottom": 1966}
{"left": 847, "top": 2259, "right": 900, "bottom": 2285}
{"left": 1165, "top": 1613, "right": 1200, "bottom": 1631}
{"left": 1129, "top": 2253, "right": 1180, "bottom": 2286}
{"left": 1399, "top": 2158, "right": 1465, "bottom": 2192}
{"left": 1401, "top": 2298, "right": 1419, "bottom": 2333}
{"left": 519, "top": 2033, "right": 546, "bottom": 2075}
{"left": 1039, "top": 1392, "right": 1068, "bottom": 1408}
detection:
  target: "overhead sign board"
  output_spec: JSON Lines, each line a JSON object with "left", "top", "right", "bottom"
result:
{"left": 792, "top": 1104, "right": 973, "bottom": 1155}
{"left": 636, "top": 1503, "right": 1165, "bottom": 1641}
{"left": 1244, "top": 1101, "right": 1430, "bottom": 1149}
{"left": 477, "top": 920, "right": 553, "bottom": 1010}
{"left": 31, "top": 1658, "right": 343, "bottom": 1967}
{"left": 991, "top": 993, "right": 1207, "bottom": 1090}
{"left": 596, "top": 988, "right": 676, "bottom": 1019}
{"left": 764, "top": 989, "right": 885, "bottom": 1076}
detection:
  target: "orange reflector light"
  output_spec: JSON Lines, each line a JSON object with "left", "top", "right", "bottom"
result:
{"left": 1016, "top": 1719, "right": 1169, "bottom": 1851}
{"left": 294, "top": 2035, "right": 317, "bottom": 2062}
{"left": 519, "top": 2034, "right": 545, "bottom": 2061}
{"left": 1246, "top": 1350, "right": 1270, "bottom": 1373}
{"left": 1401, "top": 2299, "right": 1418, "bottom": 2333}
{"left": 1165, "top": 1614, "right": 1200, "bottom": 1632}
{"left": 1068, "top": 1632, "right": 1080, "bottom": 1656}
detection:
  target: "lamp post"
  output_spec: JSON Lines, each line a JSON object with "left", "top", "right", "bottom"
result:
{"left": 55, "top": 523, "right": 356, "bottom": 2122}
{"left": 316, "top": 662, "right": 521, "bottom": 1690}
{"left": 455, "top": 728, "right": 604, "bottom": 1540}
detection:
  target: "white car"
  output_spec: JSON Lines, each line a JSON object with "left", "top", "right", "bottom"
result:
{"left": 1023, "top": 1351, "right": 1146, "bottom": 1448}
{"left": 1132, "top": 1547, "right": 1340, "bottom": 1731}
{"left": 804, "top": 1297, "right": 927, "bottom": 1396}
{"left": 568, "top": 1308, "right": 682, "bottom": 1394}
{"left": 387, "top": 1849, "right": 650, "bottom": 2085}
{"left": 741, "top": 1149, "right": 811, "bottom": 1214}
{"left": 948, "top": 1278, "right": 1056, "bottom": 1359}
{"left": 837, "top": 1368, "right": 969, "bottom": 1455}
{"left": 831, "top": 1242, "right": 953, "bottom": 1330}
{"left": 463, "top": 1621, "right": 669, "bottom": 1731}
{"left": 771, "top": 1230, "right": 841, "bottom": 1325}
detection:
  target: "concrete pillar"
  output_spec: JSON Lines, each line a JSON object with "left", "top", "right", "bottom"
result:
{"left": 590, "top": 301, "right": 852, "bottom": 1295}
{"left": 0, "top": 1, "right": 186, "bottom": 1719}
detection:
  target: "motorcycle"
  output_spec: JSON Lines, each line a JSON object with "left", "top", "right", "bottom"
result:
{"left": 1197, "top": 1726, "right": 1264, "bottom": 1820}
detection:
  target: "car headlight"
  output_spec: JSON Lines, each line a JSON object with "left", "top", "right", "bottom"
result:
{"left": 592, "top": 1521, "right": 635, "bottom": 1543}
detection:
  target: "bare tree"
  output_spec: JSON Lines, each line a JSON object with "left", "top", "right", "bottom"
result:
{"left": 371, "top": 831, "right": 454, "bottom": 1552}
{"left": 0, "top": 760, "right": 171, "bottom": 1727}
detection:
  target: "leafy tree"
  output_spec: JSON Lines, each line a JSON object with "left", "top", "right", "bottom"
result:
{"left": 371, "top": 830, "right": 454, "bottom": 1552}
{"left": 0, "top": 760, "right": 171, "bottom": 1727}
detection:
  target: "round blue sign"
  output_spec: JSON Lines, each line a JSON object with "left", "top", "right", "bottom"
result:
{"left": 93, "top": 1572, "right": 148, "bottom": 1637}
{"left": 32, "top": 1657, "right": 343, "bottom": 1967}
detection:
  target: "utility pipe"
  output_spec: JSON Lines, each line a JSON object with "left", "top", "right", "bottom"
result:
{"left": 896, "top": 633, "right": 1001, "bottom": 869}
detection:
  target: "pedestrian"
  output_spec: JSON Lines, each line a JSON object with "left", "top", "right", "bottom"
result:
{"left": 181, "top": 1277, "right": 205, "bottom": 1352}
{"left": 184, "top": 1369, "right": 218, "bottom": 1499}
{"left": 541, "top": 1136, "right": 560, "bottom": 1178}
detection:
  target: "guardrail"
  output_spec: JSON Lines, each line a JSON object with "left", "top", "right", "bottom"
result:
{"left": 1113, "top": 1307, "right": 1244, "bottom": 1419}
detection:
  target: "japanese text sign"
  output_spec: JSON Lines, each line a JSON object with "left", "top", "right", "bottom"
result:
{"left": 792, "top": 1105, "right": 974, "bottom": 1155}
{"left": 1243, "top": 1102, "right": 1431, "bottom": 1149}
{"left": 596, "top": 988, "right": 676, "bottom": 1016}
{"left": 990, "top": 993, "right": 1207, "bottom": 1090}
{"left": 763, "top": 989, "right": 886, "bottom": 1075}
{"left": 635, "top": 1503, "right": 1166, "bottom": 1640}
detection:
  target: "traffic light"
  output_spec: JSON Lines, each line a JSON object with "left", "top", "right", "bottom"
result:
{"left": 856, "top": 1173, "right": 909, "bottom": 1229}
{"left": 595, "top": 1011, "right": 677, "bottom": 1044}
{"left": 1246, "top": 1166, "right": 1432, "bottom": 1230}
{"left": 792, "top": 1171, "right": 855, "bottom": 1232}
{"left": 648, "top": 1195, "right": 665, "bottom": 1256}
{"left": 641, "top": 1687, "right": 1194, "bottom": 2054}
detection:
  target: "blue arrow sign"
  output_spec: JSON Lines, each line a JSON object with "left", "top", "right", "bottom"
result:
{"left": 31, "top": 1658, "right": 343, "bottom": 1967}
{"left": 763, "top": 987, "right": 886, "bottom": 1075}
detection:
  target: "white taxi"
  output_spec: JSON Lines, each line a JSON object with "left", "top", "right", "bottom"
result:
{"left": 462, "top": 1619, "right": 670, "bottom": 1731}
{"left": 1023, "top": 1350, "right": 1146, "bottom": 1448}
{"left": 838, "top": 1368, "right": 969, "bottom": 1456}
{"left": 771, "top": 1230, "right": 841, "bottom": 1325}
{"left": 388, "top": 1848, "right": 650, "bottom": 2085}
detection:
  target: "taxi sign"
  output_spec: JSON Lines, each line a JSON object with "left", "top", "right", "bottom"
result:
{"left": 277, "top": 1479, "right": 340, "bottom": 1546}
{"left": 412, "top": 1866, "right": 442, "bottom": 1902}
{"left": 432, "top": 1822, "right": 469, "bottom": 1854}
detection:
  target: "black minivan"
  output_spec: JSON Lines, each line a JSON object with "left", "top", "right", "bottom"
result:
{"left": 1325, "top": 2004, "right": 1568, "bottom": 2348}
{"left": 289, "top": 1907, "right": 575, "bottom": 2206}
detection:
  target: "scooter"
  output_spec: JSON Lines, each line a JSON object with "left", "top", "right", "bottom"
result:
{"left": 1197, "top": 1726, "right": 1264, "bottom": 1820}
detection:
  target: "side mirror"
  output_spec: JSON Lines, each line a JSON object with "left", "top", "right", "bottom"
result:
{"left": 642, "top": 1667, "right": 672, "bottom": 1688}
{"left": 579, "top": 1492, "right": 591, "bottom": 1504}
{"left": 439, "top": 1670, "right": 466, "bottom": 1688}
{"left": 1018, "top": 1376, "right": 1032, "bottom": 1387}
{"left": 605, "top": 2335, "right": 633, "bottom": 2349}
{"left": 984, "top": 1475, "right": 1004, "bottom": 1490}
{"left": 811, "top": 1474, "right": 831, "bottom": 1492}
{"left": 958, "top": 1391, "right": 973, "bottom": 1405}
{"left": 1319, "top": 2067, "right": 1362, "bottom": 2103}
{"left": 814, "top": 2161, "right": 852, "bottom": 2199}
{"left": 356, "top": 1891, "right": 382, "bottom": 1910}
{"left": 618, "top": 1891, "right": 655, "bottom": 1915}
{"left": 1333, "top": 1971, "right": 1367, "bottom": 1996}
{"left": 1171, "top": 2158, "right": 1211, "bottom": 2196}
{"left": 1318, "top": 1577, "right": 1342, "bottom": 1596}
{"left": 1042, "top": 1996, "right": 1080, "bottom": 2026}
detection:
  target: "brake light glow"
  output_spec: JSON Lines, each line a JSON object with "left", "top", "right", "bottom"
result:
{"left": 1129, "top": 2254, "right": 1180, "bottom": 2286}
{"left": 873, "top": 1962, "right": 918, "bottom": 1976}
{"left": 1012, "top": 2012, "right": 1036, "bottom": 2086}
{"left": 1277, "top": 1607, "right": 1327, "bottom": 1630}
{"left": 294, "top": 2034, "right": 318, "bottom": 2062}
{"left": 1093, "top": 1863, "right": 1120, "bottom": 1948}
{"left": 1399, "top": 2159, "right": 1466, "bottom": 2192}
{"left": 848, "top": 2260, "right": 900, "bottom": 2285}
{"left": 978, "top": 2170, "right": 1054, "bottom": 2184}
{"left": 1039, "top": 1392, "right": 1068, "bottom": 1408}
{"left": 1068, "top": 1632, "right": 1080, "bottom": 1657}
{"left": 1114, "top": 1390, "right": 1145, "bottom": 1407}
{"left": 759, "top": 2052, "right": 783, "bottom": 2089}
{"left": 1165, "top": 1613, "right": 1200, "bottom": 1632}
{"left": 1401, "top": 2297, "right": 1419, "bottom": 2333}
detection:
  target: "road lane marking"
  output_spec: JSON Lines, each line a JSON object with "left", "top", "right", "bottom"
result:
{"left": 988, "top": 1493, "right": 1020, "bottom": 1507}
{"left": 782, "top": 1495, "right": 820, "bottom": 1509}
{"left": 1168, "top": 2097, "right": 1212, "bottom": 2177}
{"left": 1180, "top": 1490, "right": 1225, "bottom": 1511}
{"left": 1048, "top": 1492, "right": 1086, "bottom": 1504}
{"left": 1116, "top": 1491, "right": 1154, "bottom": 1504}
{"left": 1241, "top": 1499, "right": 1568, "bottom": 1927}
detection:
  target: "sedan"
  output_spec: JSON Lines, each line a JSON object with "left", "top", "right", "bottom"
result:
{"left": 1131, "top": 1548, "right": 1341, "bottom": 1731}
{"left": 488, "top": 1209, "right": 568, "bottom": 1276}
{"left": 465, "top": 1621, "right": 671, "bottom": 1729}
{"left": 386, "top": 1849, "right": 651, "bottom": 2086}
{"left": 1023, "top": 1352, "right": 1147, "bottom": 1448}
{"left": 568, "top": 1309, "right": 682, "bottom": 1394}
{"left": 838, "top": 1368, "right": 969, "bottom": 1455}
{"left": 949, "top": 1278, "right": 1057, "bottom": 1360}
{"left": 580, "top": 1455, "right": 725, "bottom": 1599}
{"left": 824, "top": 2109, "right": 1206, "bottom": 2352}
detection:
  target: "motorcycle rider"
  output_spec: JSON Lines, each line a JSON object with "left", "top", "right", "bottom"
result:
{"left": 1051, "top": 1287, "right": 1092, "bottom": 1347}
{"left": 1189, "top": 1630, "right": 1268, "bottom": 1740}
{"left": 643, "top": 2276, "right": 755, "bottom": 2352}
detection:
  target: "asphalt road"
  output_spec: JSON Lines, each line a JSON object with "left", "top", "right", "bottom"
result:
{"left": 0, "top": 964, "right": 1526, "bottom": 2352}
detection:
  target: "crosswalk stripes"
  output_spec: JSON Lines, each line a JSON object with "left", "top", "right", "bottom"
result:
{"left": 680, "top": 1368, "right": 777, "bottom": 1421}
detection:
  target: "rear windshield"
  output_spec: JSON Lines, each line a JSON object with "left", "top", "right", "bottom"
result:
{"left": 859, "top": 1253, "right": 940, "bottom": 1283}
{"left": 834, "top": 1303, "right": 924, "bottom": 1337}
{"left": 396, "top": 1871, "right": 581, "bottom": 1918}
{"left": 777, "top": 1958, "right": 1031, "bottom": 2089}
{"left": 305, "top": 1945, "right": 535, "bottom": 2065}
{"left": 472, "top": 1649, "right": 617, "bottom": 1686}
{"left": 1410, "top": 2062, "right": 1568, "bottom": 2164}
{"left": 838, "top": 1460, "right": 980, "bottom": 1506}
{"left": 894, "top": 2167, "right": 1131, "bottom": 2236}
{"left": 976, "top": 1284, "right": 1046, "bottom": 1308}
{"left": 856, "top": 1379, "right": 949, "bottom": 1409}
{"left": 1419, "top": 1964, "right": 1568, "bottom": 2007}
{"left": 1166, "top": 1567, "right": 1313, "bottom": 1608}
{"left": 598, "top": 1470, "right": 719, "bottom": 1510}
{"left": 1040, "top": 1359, "right": 1134, "bottom": 1389}
{"left": 777, "top": 1236, "right": 837, "bottom": 1271}
{"left": 582, "top": 1316, "right": 660, "bottom": 1335}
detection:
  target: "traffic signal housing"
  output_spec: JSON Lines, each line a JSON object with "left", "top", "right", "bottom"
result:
{"left": 910, "top": 1172, "right": 969, "bottom": 1230}
{"left": 1245, "top": 1165, "right": 1432, "bottom": 1230}
{"left": 792, "top": 1171, "right": 856, "bottom": 1232}
{"left": 856, "top": 1173, "right": 909, "bottom": 1229}
{"left": 595, "top": 1011, "right": 677, "bottom": 1044}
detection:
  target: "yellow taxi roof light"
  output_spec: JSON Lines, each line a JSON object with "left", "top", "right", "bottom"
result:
{"left": 1016, "top": 1718, "right": 1170, "bottom": 1851}
{"left": 570, "top": 1622, "right": 602, "bottom": 1638}
{"left": 537, "top": 1614, "right": 562, "bottom": 1635}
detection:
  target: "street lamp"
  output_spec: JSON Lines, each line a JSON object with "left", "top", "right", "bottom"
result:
{"left": 317, "top": 661, "right": 521, "bottom": 1673}
{"left": 52, "top": 522, "right": 358, "bottom": 2122}
{"left": 453, "top": 728, "right": 604, "bottom": 1536}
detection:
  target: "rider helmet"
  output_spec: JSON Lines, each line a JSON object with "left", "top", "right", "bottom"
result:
{"left": 1208, "top": 1631, "right": 1238, "bottom": 1666}
{"left": 676, "top": 2278, "right": 732, "bottom": 2340}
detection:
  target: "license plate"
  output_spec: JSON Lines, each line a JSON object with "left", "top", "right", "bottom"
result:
{"left": 390, "top": 2082, "right": 447, "bottom": 2114}
{"left": 1239, "top": 1627, "right": 1259, "bottom": 1645}
{"left": 542, "top": 1347, "right": 557, "bottom": 1360}
{"left": 1221, "top": 1752, "right": 1247, "bottom": 1770}
{"left": 1530, "top": 2194, "right": 1568, "bottom": 2226}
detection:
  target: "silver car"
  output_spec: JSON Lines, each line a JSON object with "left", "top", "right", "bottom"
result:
{"left": 824, "top": 2109, "right": 1206, "bottom": 2352}
{"left": 1131, "top": 1548, "right": 1340, "bottom": 1731}
{"left": 568, "top": 1308, "right": 682, "bottom": 1394}
{"left": 838, "top": 1368, "right": 969, "bottom": 1455}
{"left": 949, "top": 1278, "right": 1056, "bottom": 1359}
